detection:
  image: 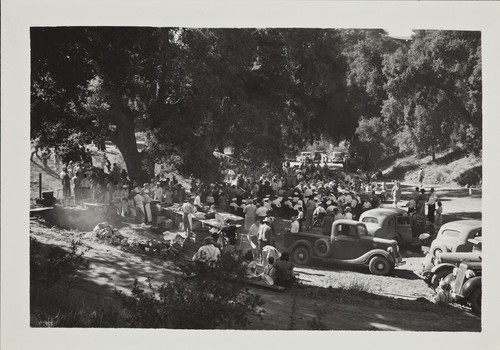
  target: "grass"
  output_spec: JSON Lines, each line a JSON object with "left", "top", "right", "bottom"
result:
{"left": 383, "top": 150, "right": 482, "bottom": 186}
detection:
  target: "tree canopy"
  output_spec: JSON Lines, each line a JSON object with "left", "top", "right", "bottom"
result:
{"left": 31, "top": 27, "right": 482, "bottom": 182}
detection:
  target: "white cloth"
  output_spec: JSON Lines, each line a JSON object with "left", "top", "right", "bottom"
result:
{"left": 290, "top": 221, "right": 300, "bottom": 233}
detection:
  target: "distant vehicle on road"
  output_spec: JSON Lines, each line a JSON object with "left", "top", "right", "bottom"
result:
{"left": 284, "top": 219, "right": 405, "bottom": 275}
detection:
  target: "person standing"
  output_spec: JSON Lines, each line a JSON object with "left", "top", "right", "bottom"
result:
{"left": 427, "top": 188, "right": 438, "bottom": 223}
{"left": 143, "top": 189, "right": 152, "bottom": 223}
{"left": 181, "top": 198, "right": 197, "bottom": 235}
{"left": 305, "top": 196, "right": 316, "bottom": 230}
{"left": 134, "top": 190, "right": 145, "bottom": 223}
{"left": 61, "top": 168, "right": 71, "bottom": 206}
{"left": 322, "top": 211, "right": 335, "bottom": 236}
{"left": 119, "top": 185, "right": 129, "bottom": 217}
{"left": 257, "top": 217, "right": 272, "bottom": 260}
{"left": 153, "top": 182, "right": 163, "bottom": 201}
{"left": 418, "top": 167, "right": 425, "bottom": 188}
{"left": 243, "top": 199, "right": 257, "bottom": 230}
{"left": 391, "top": 181, "right": 401, "bottom": 207}
{"left": 435, "top": 201, "right": 443, "bottom": 228}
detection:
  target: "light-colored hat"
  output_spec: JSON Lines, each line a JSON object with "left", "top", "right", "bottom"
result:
{"left": 209, "top": 227, "right": 219, "bottom": 233}
{"left": 263, "top": 217, "right": 271, "bottom": 223}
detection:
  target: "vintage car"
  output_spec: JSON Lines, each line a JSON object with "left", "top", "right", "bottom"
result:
{"left": 428, "top": 220, "right": 482, "bottom": 258}
{"left": 359, "top": 208, "right": 432, "bottom": 245}
{"left": 443, "top": 261, "right": 482, "bottom": 314}
{"left": 419, "top": 237, "right": 482, "bottom": 289}
{"left": 284, "top": 219, "right": 405, "bottom": 275}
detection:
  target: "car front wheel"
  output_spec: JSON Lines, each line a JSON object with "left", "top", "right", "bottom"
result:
{"left": 470, "top": 287, "right": 481, "bottom": 314}
{"left": 291, "top": 245, "right": 311, "bottom": 266}
{"left": 369, "top": 256, "right": 392, "bottom": 276}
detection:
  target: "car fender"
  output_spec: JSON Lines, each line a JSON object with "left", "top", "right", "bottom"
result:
{"left": 461, "top": 276, "right": 482, "bottom": 298}
{"left": 430, "top": 263, "right": 456, "bottom": 275}
{"left": 337, "top": 249, "right": 394, "bottom": 266}
{"left": 287, "top": 240, "right": 313, "bottom": 255}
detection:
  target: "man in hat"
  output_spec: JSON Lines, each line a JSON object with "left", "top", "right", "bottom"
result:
{"left": 257, "top": 217, "right": 272, "bottom": 259}
{"left": 192, "top": 236, "right": 221, "bottom": 265}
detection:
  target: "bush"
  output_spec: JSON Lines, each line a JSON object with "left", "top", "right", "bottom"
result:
{"left": 455, "top": 166, "right": 482, "bottom": 187}
{"left": 114, "top": 262, "right": 265, "bottom": 329}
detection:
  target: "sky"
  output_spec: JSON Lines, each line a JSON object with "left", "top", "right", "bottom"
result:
{"left": 383, "top": 26, "right": 414, "bottom": 38}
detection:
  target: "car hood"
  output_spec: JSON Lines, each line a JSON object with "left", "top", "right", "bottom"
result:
{"left": 361, "top": 235, "right": 395, "bottom": 246}
{"left": 438, "top": 252, "right": 482, "bottom": 264}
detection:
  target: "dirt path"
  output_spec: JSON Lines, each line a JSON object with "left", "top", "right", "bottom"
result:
{"left": 30, "top": 218, "right": 481, "bottom": 331}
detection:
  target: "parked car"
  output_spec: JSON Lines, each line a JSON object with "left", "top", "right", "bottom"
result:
{"left": 283, "top": 219, "right": 405, "bottom": 275}
{"left": 443, "top": 261, "right": 482, "bottom": 314}
{"left": 359, "top": 207, "right": 433, "bottom": 245}
{"left": 418, "top": 237, "right": 482, "bottom": 289}
{"left": 428, "top": 220, "right": 481, "bottom": 258}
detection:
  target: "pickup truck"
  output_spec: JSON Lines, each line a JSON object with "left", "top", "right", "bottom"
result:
{"left": 284, "top": 219, "right": 404, "bottom": 275}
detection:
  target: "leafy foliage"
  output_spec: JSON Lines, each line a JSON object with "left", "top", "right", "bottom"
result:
{"left": 114, "top": 262, "right": 265, "bottom": 329}
{"left": 31, "top": 28, "right": 482, "bottom": 180}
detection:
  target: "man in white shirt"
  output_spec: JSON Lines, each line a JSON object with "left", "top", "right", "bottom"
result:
{"left": 427, "top": 188, "right": 438, "bottom": 223}
{"left": 257, "top": 218, "right": 272, "bottom": 259}
{"left": 290, "top": 216, "right": 300, "bottom": 233}
{"left": 153, "top": 182, "right": 163, "bottom": 201}
{"left": 255, "top": 203, "right": 269, "bottom": 221}
{"left": 181, "top": 198, "right": 197, "bottom": 235}
{"left": 192, "top": 236, "right": 220, "bottom": 264}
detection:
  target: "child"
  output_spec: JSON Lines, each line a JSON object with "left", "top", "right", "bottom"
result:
{"left": 434, "top": 280, "right": 452, "bottom": 305}
{"left": 435, "top": 201, "right": 443, "bottom": 228}
{"left": 263, "top": 256, "right": 276, "bottom": 281}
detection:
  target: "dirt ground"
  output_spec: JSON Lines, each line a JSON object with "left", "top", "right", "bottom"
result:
{"left": 29, "top": 150, "right": 482, "bottom": 330}
{"left": 29, "top": 183, "right": 482, "bottom": 331}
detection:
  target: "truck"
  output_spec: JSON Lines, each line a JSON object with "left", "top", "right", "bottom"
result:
{"left": 284, "top": 219, "right": 405, "bottom": 275}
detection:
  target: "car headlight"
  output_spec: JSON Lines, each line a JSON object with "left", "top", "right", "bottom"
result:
{"left": 453, "top": 267, "right": 459, "bottom": 276}
{"left": 465, "top": 269, "right": 476, "bottom": 279}
{"left": 387, "top": 247, "right": 393, "bottom": 254}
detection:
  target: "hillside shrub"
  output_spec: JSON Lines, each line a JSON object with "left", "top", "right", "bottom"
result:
{"left": 455, "top": 166, "right": 482, "bottom": 186}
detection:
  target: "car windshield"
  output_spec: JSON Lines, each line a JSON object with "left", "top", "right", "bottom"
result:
{"left": 357, "top": 225, "right": 368, "bottom": 236}
{"left": 362, "top": 217, "right": 378, "bottom": 224}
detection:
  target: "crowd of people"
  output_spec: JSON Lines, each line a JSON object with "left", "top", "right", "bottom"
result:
{"left": 55, "top": 149, "right": 443, "bottom": 285}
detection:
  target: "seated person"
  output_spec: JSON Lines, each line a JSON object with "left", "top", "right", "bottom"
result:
{"left": 274, "top": 252, "right": 296, "bottom": 287}
{"left": 263, "top": 256, "right": 277, "bottom": 281}
{"left": 192, "top": 236, "right": 221, "bottom": 265}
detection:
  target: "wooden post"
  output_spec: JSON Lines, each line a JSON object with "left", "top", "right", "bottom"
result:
{"left": 39, "top": 173, "right": 42, "bottom": 199}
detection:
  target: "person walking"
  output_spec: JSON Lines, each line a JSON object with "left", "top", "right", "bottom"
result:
{"left": 418, "top": 167, "right": 425, "bottom": 188}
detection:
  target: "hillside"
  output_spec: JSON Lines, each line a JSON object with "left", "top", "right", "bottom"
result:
{"left": 382, "top": 149, "right": 482, "bottom": 187}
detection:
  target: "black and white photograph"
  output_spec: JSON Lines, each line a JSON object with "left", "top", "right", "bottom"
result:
{"left": 2, "top": 1, "right": 500, "bottom": 349}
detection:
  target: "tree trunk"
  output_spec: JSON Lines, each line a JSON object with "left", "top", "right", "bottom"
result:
{"left": 108, "top": 97, "right": 149, "bottom": 184}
